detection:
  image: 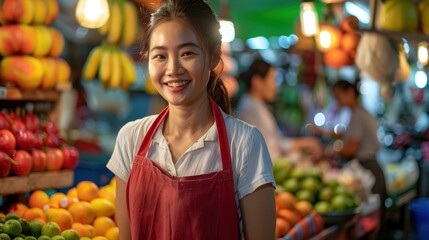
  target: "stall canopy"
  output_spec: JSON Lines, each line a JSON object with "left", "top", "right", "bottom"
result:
{"left": 209, "top": 0, "right": 324, "bottom": 40}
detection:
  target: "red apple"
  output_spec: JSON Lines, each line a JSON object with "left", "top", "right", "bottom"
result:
{"left": 31, "top": 148, "right": 46, "bottom": 172}
{"left": 43, "top": 121, "right": 59, "bottom": 135}
{"left": 9, "top": 116, "right": 26, "bottom": 132}
{"left": 0, "top": 150, "right": 16, "bottom": 178}
{"left": 33, "top": 132, "right": 44, "bottom": 149}
{"left": 62, "top": 146, "right": 80, "bottom": 170}
{"left": 0, "top": 113, "right": 11, "bottom": 129}
{"left": 44, "top": 133, "right": 60, "bottom": 148}
{"left": 0, "top": 129, "right": 16, "bottom": 155}
{"left": 22, "top": 112, "right": 40, "bottom": 133}
{"left": 12, "top": 149, "right": 32, "bottom": 176}
{"left": 45, "top": 147, "right": 64, "bottom": 171}
{"left": 15, "top": 129, "right": 35, "bottom": 151}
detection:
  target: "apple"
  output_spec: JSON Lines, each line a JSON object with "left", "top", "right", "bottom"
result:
{"left": 62, "top": 146, "right": 80, "bottom": 170}
{"left": 15, "top": 129, "right": 35, "bottom": 151}
{"left": 45, "top": 147, "right": 64, "bottom": 171}
{"left": 33, "top": 132, "right": 44, "bottom": 149}
{"left": 22, "top": 112, "right": 40, "bottom": 133}
{"left": 0, "top": 113, "right": 11, "bottom": 129}
{"left": 43, "top": 121, "right": 59, "bottom": 135}
{"left": 44, "top": 133, "right": 60, "bottom": 148}
{"left": 8, "top": 114, "right": 26, "bottom": 132}
{"left": 0, "top": 129, "right": 17, "bottom": 155}
{"left": 0, "top": 150, "right": 16, "bottom": 178}
{"left": 12, "top": 150, "right": 32, "bottom": 176}
{"left": 31, "top": 148, "right": 47, "bottom": 172}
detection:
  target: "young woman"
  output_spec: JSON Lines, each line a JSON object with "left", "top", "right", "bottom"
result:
{"left": 106, "top": 0, "right": 276, "bottom": 239}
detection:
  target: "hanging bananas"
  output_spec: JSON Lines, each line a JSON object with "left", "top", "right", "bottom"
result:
{"left": 83, "top": 0, "right": 139, "bottom": 90}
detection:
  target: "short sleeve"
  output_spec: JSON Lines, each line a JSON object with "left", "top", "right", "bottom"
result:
{"left": 345, "top": 112, "right": 363, "bottom": 141}
{"left": 236, "top": 128, "right": 275, "bottom": 199}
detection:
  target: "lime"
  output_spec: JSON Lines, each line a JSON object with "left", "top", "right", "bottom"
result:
{"left": 0, "top": 218, "right": 5, "bottom": 224}
{"left": 38, "top": 236, "right": 51, "bottom": 240}
{"left": 51, "top": 236, "right": 65, "bottom": 240}
{"left": 300, "top": 177, "right": 321, "bottom": 193}
{"left": 290, "top": 168, "right": 305, "bottom": 180}
{"left": 331, "top": 195, "right": 353, "bottom": 211}
{"left": 18, "top": 219, "right": 29, "bottom": 235}
{"left": 12, "top": 237, "right": 24, "bottom": 240}
{"left": 25, "top": 237, "right": 37, "bottom": 240}
{"left": 28, "top": 220, "right": 42, "bottom": 238}
{"left": 282, "top": 178, "right": 300, "bottom": 193}
{"left": 0, "top": 233, "right": 11, "bottom": 240}
{"left": 313, "top": 201, "right": 331, "bottom": 215}
{"left": 3, "top": 219, "right": 22, "bottom": 237}
{"left": 319, "top": 187, "right": 334, "bottom": 202}
{"left": 295, "top": 189, "right": 315, "bottom": 203}
{"left": 334, "top": 185, "right": 352, "bottom": 197}
{"left": 41, "top": 222, "right": 60, "bottom": 237}
{"left": 323, "top": 179, "right": 338, "bottom": 188}
{"left": 61, "top": 229, "right": 79, "bottom": 240}
{"left": 0, "top": 223, "right": 3, "bottom": 232}
{"left": 5, "top": 214, "right": 19, "bottom": 221}
{"left": 79, "top": 238, "right": 91, "bottom": 240}
{"left": 274, "top": 185, "right": 285, "bottom": 194}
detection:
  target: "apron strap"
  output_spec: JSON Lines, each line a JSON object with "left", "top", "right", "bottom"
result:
{"left": 137, "top": 98, "right": 232, "bottom": 171}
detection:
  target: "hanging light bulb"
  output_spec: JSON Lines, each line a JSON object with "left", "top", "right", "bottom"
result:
{"left": 418, "top": 42, "right": 429, "bottom": 66}
{"left": 219, "top": 0, "right": 235, "bottom": 43}
{"left": 75, "top": 0, "right": 109, "bottom": 29}
{"left": 300, "top": 1, "right": 319, "bottom": 37}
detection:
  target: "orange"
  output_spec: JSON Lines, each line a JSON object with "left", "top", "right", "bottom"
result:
{"left": 71, "top": 222, "right": 90, "bottom": 238}
{"left": 93, "top": 216, "right": 116, "bottom": 237}
{"left": 67, "top": 188, "right": 78, "bottom": 199}
{"left": 294, "top": 200, "right": 313, "bottom": 217}
{"left": 67, "top": 201, "right": 95, "bottom": 224}
{"left": 45, "top": 208, "right": 73, "bottom": 232}
{"left": 93, "top": 237, "right": 109, "bottom": 240}
{"left": 21, "top": 207, "right": 46, "bottom": 222}
{"left": 104, "top": 227, "right": 119, "bottom": 240}
{"left": 29, "top": 190, "right": 50, "bottom": 209}
{"left": 109, "top": 177, "right": 116, "bottom": 188}
{"left": 277, "top": 209, "right": 301, "bottom": 226}
{"left": 7, "top": 203, "right": 29, "bottom": 217}
{"left": 84, "top": 224, "right": 96, "bottom": 238}
{"left": 76, "top": 181, "right": 99, "bottom": 202}
{"left": 0, "top": 212, "right": 5, "bottom": 217}
{"left": 98, "top": 186, "right": 116, "bottom": 205}
{"left": 90, "top": 198, "right": 115, "bottom": 217}
{"left": 34, "top": 217, "right": 46, "bottom": 225}
{"left": 276, "top": 192, "right": 296, "bottom": 210}
{"left": 49, "top": 192, "right": 69, "bottom": 208}
{"left": 276, "top": 217, "right": 291, "bottom": 238}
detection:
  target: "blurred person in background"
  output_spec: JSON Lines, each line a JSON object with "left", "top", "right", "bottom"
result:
{"left": 235, "top": 59, "right": 323, "bottom": 162}
{"left": 309, "top": 79, "right": 386, "bottom": 238}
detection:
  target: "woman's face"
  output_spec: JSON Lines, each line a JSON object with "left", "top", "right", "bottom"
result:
{"left": 148, "top": 20, "right": 211, "bottom": 107}
{"left": 259, "top": 67, "right": 278, "bottom": 102}
{"left": 332, "top": 87, "right": 351, "bottom": 107}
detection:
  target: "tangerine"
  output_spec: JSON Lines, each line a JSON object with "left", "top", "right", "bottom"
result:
{"left": 93, "top": 216, "right": 116, "bottom": 237}
{"left": 67, "top": 201, "right": 95, "bottom": 225}
{"left": 45, "top": 208, "right": 73, "bottom": 232}
{"left": 276, "top": 192, "right": 296, "bottom": 210}
{"left": 76, "top": 181, "right": 99, "bottom": 202}
{"left": 28, "top": 190, "right": 50, "bottom": 209}
{"left": 104, "top": 227, "right": 119, "bottom": 240}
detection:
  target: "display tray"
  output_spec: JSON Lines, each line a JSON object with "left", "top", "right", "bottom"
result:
{"left": 0, "top": 170, "right": 74, "bottom": 195}
{"left": 320, "top": 207, "right": 362, "bottom": 226}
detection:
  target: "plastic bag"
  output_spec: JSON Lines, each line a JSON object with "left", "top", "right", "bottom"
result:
{"left": 337, "top": 159, "right": 375, "bottom": 202}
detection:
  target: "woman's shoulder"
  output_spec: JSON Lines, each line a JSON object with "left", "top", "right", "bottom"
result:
{"left": 118, "top": 114, "right": 159, "bottom": 137}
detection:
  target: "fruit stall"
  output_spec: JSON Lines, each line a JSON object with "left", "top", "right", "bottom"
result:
{"left": 1, "top": 0, "right": 429, "bottom": 239}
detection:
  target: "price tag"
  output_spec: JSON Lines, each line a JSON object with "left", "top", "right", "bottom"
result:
{"left": 0, "top": 87, "right": 6, "bottom": 99}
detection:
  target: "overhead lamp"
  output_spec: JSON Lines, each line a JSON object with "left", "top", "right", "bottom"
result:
{"left": 75, "top": 0, "right": 109, "bottom": 29}
{"left": 418, "top": 42, "right": 429, "bottom": 66}
{"left": 300, "top": 1, "right": 319, "bottom": 37}
{"left": 219, "top": 0, "right": 235, "bottom": 42}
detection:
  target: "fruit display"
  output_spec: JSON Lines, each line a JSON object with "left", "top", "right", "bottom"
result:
{"left": 318, "top": 15, "right": 361, "bottom": 69}
{"left": 0, "top": 110, "right": 80, "bottom": 178}
{"left": 0, "top": 0, "right": 71, "bottom": 90}
{"left": 0, "top": 178, "right": 118, "bottom": 240}
{"left": 272, "top": 160, "right": 361, "bottom": 224}
{"left": 82, "top": 0, "right": 139, "bottom": 91}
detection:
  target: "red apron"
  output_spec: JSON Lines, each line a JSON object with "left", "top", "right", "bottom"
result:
{"left": 126, "top": 99, "right": 240, "bottom": 240}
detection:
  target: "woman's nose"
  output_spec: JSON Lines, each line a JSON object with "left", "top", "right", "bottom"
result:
{"left": 167, "top": 58, "right": 184, "bottom": 75}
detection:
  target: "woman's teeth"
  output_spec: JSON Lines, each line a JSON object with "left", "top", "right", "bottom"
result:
{"left": 167, "top": 81, "right": 188, "bottom": 87}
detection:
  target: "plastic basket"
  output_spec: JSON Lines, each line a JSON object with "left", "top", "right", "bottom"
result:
{"left": 410, "top": 198, "right": 429, "bottom": 240}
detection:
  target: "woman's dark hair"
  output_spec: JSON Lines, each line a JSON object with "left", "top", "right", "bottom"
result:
{"left": 238, "top": 59, "right": 272, "bottom": 92}
{"left": 140, "top": 0, "right": 231, "bottom": 114}
{"left": 333, "top": 79, "right": 359, "bottom": 98}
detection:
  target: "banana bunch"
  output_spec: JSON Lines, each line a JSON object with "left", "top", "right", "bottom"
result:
{"left": 99, "top": 0, "right": 139, "bottom": 47}
{"left": 82, "top": 44, "right": 136, "bottom": 90}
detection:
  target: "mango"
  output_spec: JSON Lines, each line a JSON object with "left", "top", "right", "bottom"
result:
{"left": 1, "top": 56, "right": 43, "bottom": 90}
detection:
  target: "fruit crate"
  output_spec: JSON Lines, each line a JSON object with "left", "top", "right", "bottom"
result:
{"left": 0, "top": 170, "right": 74, "bottom": 195}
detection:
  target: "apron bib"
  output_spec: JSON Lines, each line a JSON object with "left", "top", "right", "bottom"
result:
{"left": 126, "top": 99, "right": 240, "bottom": 240}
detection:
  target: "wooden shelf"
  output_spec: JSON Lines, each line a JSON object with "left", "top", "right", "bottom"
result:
{"left": 0, "top": 170, "right": 74, "bottom": 195}
{"left": 0, "top": 86, "right": 63, "bottom": 102}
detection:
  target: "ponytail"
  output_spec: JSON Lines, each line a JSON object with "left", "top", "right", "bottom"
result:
{"left": 207, "top": 72, "right": 231, "bottom": 114}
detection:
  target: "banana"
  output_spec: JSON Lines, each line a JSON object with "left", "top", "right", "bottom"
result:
{"left": 106, "top": 0, "right": 122, "bottom": 45}
{"left": 121, "top": 1, "right": 138, "bottom": 47}
{"left": 109, "top": 47, "right": 122, "bottom": 89}
{"left": 119, "top": 50, "right": 136, "bottom": 87}
{"left": 98, "top": 45, "right": 112, "bottom": 84}
{"left": 82, "top": 45, "right": 103, "bottom": 80}
{"left": 98, "top": 14, "right": 110, "bottom": 36}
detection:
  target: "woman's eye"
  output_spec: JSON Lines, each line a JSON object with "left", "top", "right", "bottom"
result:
{"left": 153, "top": 54, "right": 166, "bottom": 60}
{"left": 182, "top": 51, "right": 195, "bottom": 57}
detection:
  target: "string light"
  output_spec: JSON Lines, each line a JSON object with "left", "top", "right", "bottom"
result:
{"left": 75, "top": 0, "right": 109, "bottom": 29}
